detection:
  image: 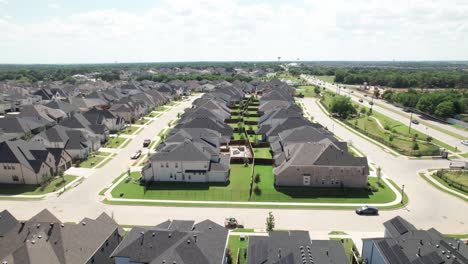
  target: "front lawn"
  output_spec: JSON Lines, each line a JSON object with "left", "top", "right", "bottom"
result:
{"left": 233, "top": 132, "right": 246, "bottom": 140}
{"left": 433, "top": 170, "right": 468, "bottom": 195}
{"left": 247, "top": 134, "right": 262, "bottom": 143}
{"left": 0, "top": 175, "right": 78, "bottom": 195}
{"left": 251, "top": 165, "right": 396, "bottom": 203}
{"left": 243, "top": 116, "right": 258, "bottom": 122}
{"left": 111, "top": 164, "right": 253, "bottom": 201}
{"left": 134, "top": 118, "right": 149, "bottom": 125}
{"left": 122, "top": 126, "right": 141, "bottom": 135}
{"left": 253, "top": 147, "right": 272, "bottom": 159}
{"left": 103, "top": 137, "right": 127, "bottom": 148}
{"left": 154, "top": 106, "right": 170, "bottom": 112}
{"left": 78, "top": 155, "right": 105, "bottom": 168}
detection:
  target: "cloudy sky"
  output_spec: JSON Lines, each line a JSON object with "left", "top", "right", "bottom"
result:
{"left": 1, "top": 0, "right": 467, "bottom": 63}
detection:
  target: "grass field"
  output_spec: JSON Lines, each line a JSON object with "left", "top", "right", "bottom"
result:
{"left": 247, "top": 134, "right": 262, "bottom": 143}
{"left": 227, "top": 235, "right": 248, "bottom": 264}
{"left": 0, "top": 175, "right": 77, "bottom": 195}
{"left": 419, "top": 172, "right": 468, "bottom": 201}
{"left": 434, "top": 170, "right": 468, "bottom": 196}
{"left": 233, "top": 132, "right": 246, "bottom": 140}
{"left": 253, "top": 147, "right": 272, "bottom": 159}
{"left": 296, "top": 85, "right": 320, "bottom": 97}
{"left": 103, "top": 137, "right": 127, "bottom": 148}
{"left": 111, "top": 164, "right": 253, "bottom": 201}
{"left": 316, "top": 75, "right": 335, "bottom": 83}
{"left": 251, "top": 165, "right": 396, "bottom": 203}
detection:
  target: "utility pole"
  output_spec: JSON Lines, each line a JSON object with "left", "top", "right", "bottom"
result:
{"left": 408, "top": 112, "right": 413, "bottom": 134}
{"left": 370, "top": 95, "right": 374, "bottom": 112}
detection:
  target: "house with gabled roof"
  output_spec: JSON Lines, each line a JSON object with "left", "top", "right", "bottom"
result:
{"left": 142, "top": 139, "right": 230, "bottom": 183}
{"left": 0, "top": 116, "right": 45, "bottom": 139}
{"left": 83, "top": 107, "right": 125, "bottom": 133}
{"left": 362, "top": 216, "right": 468, "bottom": 264}
{"left": 0, "top": 139, "right": 58, "bottom": 184}
{"left": 0, "top": 209, "right": 123, "bottom": 264}
{"left": 111, "top": 219, "right": 228, "bottom": 264}
{"left": 273, "top": 138, "right": 369, "bottom": 188}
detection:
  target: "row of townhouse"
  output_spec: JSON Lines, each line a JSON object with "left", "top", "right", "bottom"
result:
{"left": 4, "top": 209, "right": 459, "bottom": 264}
{"left": 256, "top": 79, "right": 370, "bottom": 188}
{"left": 142, "top": 83, "right": 250, "bottom": 183}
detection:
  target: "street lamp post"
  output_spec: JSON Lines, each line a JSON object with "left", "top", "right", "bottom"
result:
{"left": 401, "top": 184, "right": 405, "bottom": 204}
{"left": 408, "top": 112, "right": 413, "bottom": 134}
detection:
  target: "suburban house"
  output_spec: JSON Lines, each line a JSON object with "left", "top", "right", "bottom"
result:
{"left": 247, "top": 231, "right": 349, "bottom": 264}
{"left": 61, "top": 113, "right": 108, "bottom": 144}
{"left": 14, "top": 104, "right": 67, "bottom": 127}
{"left": 0, "top": 116, "right": 45, "bottom": 139}
{"left": 45, "top": 99, "right": 80, "bottom": 119}
{"left": 273, "top": 138, "right": 369, "bottom": 188}
{"left": 0, "top": 140, "right": 59, "bottom": 184}
{"left": 362, "top": 216, "right": 468, "bottom": 264}
{"left": 142, "top": 139, "right": 230, "bottom": 183}
{"left": 83, "top": 107, "right": 126, "bottom": 133}
{"left": 111, "top": 219, "right": 228, "bottom": 264}
{"left": 0, "top": 209, "right": 123, "bottom": 264}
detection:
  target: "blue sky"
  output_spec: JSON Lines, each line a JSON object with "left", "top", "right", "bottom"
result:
{"left": 1, "top": 0, "right": 467, "bottom": 63}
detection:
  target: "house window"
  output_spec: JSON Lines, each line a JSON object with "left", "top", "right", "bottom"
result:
{"left": 175, "top": 163, "right": 178, "bottom": 168}
{"left": 188, "top": 175, "right": 191, "bottom": 180}
{"left": 170, "top": 173, "right": 173, "bottom": 178}
{"left": 174, "top": 175, "right": 177, "bottom": 180}
{"left": 12, "top": 175, "right": 19, "bottom": 182}
{"left": 166, "top": 163, "right": 169, "bottom": 168}
{"left": 303, "top": 176, "right": 310, "bottom": 186}
{"left": 3, "top": 165, "right": 7, "bottom": 170}
{"left": 341, "top": 169, "right": 344, "bottom": 173}
{"left": 161, "top": 163, "right": 164, "bottom": 168}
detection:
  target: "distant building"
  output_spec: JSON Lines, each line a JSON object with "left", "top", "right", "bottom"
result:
{"left": 362, "top": 216, "right": 468, "bottom": 264}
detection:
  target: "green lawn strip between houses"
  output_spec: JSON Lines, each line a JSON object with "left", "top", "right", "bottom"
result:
{"left": 78, "top": 155, "right": 105, "bottom": 168}
{"left": 122, "top": 126, "right": 141, "bottom": 135}
{"left": 251, "top": 165, "right": 397, "bottom": 204}
{"left": 419, "top": 172, "right": 468, "bottom": 200}
{"left": 111, "top": 165, "right": 253, "bottom": 201}
{"left": 227, "top": 235, "right": 248, "bottom": 264}
{"left": 253, "top": 147, "right": 272, "bottom": 159}
{"left": 0, "top": 175, "right": 77, "bottom": 195}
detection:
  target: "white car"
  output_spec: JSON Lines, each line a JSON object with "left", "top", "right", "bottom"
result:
{"left": 461, "top": 140, "right": 468, "bottom": 146}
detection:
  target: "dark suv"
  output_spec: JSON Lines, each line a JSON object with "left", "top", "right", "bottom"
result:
{"left": 355, "top": 206, "right": 379, "bottom": 215}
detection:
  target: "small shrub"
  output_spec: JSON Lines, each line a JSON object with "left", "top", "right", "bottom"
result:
{"left": 254, "top": 185, "right": 261, "bottom": 195}
{"left": 254, "top": 173, "right": 261, "bottom": 183}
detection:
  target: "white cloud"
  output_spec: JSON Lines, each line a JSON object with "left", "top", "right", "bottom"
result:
{"left": 0, "top": 0, "right": 467, "bottom": 63}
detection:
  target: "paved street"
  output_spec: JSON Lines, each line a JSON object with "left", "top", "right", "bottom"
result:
{"left": 0, "top": 94, "right": 467, "bottom": 247}
{"left": 304, "top": 75, "right": 468, "bottom": 153}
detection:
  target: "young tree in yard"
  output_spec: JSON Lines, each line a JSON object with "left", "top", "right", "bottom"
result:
{"left": 329, "top": 95, "right": 356, "bottom": 119}
{"left": 266, "top": 212, "right": 275, "bottom": 231}
{"left": 374, "top": 89, "right": 380, "bottom": 98}
{"left": 376, "top": 167, "right": 382, "bottom": 182}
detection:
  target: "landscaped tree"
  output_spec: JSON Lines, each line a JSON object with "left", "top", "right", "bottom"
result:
{"left": 266, "top": 211, "right": 275, "bottom": 231}
{"left": 329, "top": 95, "right": 357, "bottom": 119}
{"left": 314, "top": 86, "right": 321, "bottom": 95}
{"left": 434, "top": 101, "right": 456, "bottom": 118}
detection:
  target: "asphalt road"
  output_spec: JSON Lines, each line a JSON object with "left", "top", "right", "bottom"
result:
{"left": 0, "top": 94, "right": 467, "bottom": 242}
{"left": 303, "top": 75, "right": 468, "bottom": 153}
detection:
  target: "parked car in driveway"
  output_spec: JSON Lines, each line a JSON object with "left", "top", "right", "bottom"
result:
{"left": 369, "top": 101, "right": 374, "bottom": 105}
{"left": 356, "top": 206, "right": 379, "bottom": 215}
{"left": 411, "top": 119, "right": 419, "bottom": 124}
{"left": 358, "top": 99, "right": 364, "bottom": 103}
{"left": 461, "top": 140, "right": 468, "bottom": 146}
{"left": 143, "top": 139, "right": 151, "bottom": 147}
{"left": 131, "top": 150, "right": 142, "bottom": 159}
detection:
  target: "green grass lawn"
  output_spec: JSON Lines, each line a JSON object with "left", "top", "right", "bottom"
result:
{"left": 296, "top": 85, "right": 320, "bottom": 97}
{"left": 233, "top": 132, "right": 246, "bottom": 140}
{"left": 96, "top": 154, "right": 117, "bottom": 168}
{"left": 247, "top": 134, "right": 262, "bottom": 143}
{"left": 227, "top": 235, "right": 248, "bottom": 264}
{"left": 111, "top": 164, "right": 253, "bottom": 201}
{"left": 96, "top": 151, "right": 111, "bottom": 157}
{"left": 251, "top": 165, "right": 396, "bottom": 203}
{"left": 103, "top": 137, "right": 127, "bottom": 148}
{"left": 253, "top": 147, "right": 272, "bottom": 159}
{"left": 229, "top": 122, "right": 243, "bottom": 129}
{"left": 243, "top": 116, "right": 258, "bottom": 122}
{"left": 122, "top": 126, "right": 141, "bottom": 135}
{"left": 316, "top": 75, "right": 335, "bottom": 83}
{"left": 78, "top": 155, "right": 105, "bottom": 168}
{"left": 167, "top": 101, "right": 179, "bottom": 106}
{"left": 434, "top": 171, "right": 468, "bottom": 195}
{"left": 134, "top": 119, "right": 149, "bottom": 125}
{"left": 154, "top": 106, "right": 170, "bottom": 112}
{"left": 0, "top": 175, "right": 77, "bottom": 195}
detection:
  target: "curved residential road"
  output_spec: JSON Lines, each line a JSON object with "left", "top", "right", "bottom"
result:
{"left": 0, "top": 96, "right": 467, "bottom": 239}
{"left": 303, "top": 75, "right": 468, "bottom": 153}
